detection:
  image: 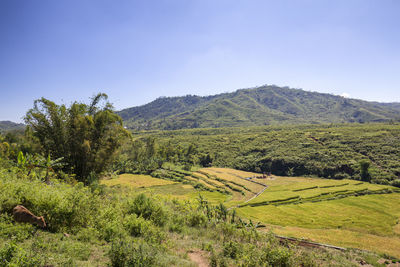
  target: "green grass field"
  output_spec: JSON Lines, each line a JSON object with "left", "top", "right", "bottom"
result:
{"left": 102, "top": 169, "right": 400, "bottom": 258}
{"left": 234, "top": 176, "right": 400, "bottom": 258}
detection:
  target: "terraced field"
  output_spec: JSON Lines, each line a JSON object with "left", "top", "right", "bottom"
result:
{"left": 233, "top": 176, "right": 400, "bottom": 258}
{"left": 102, "top": 168, "right": 400, "bottom": 258}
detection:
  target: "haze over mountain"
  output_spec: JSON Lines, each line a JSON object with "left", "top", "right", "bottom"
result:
{"left": 0, "top": 121, "right": 25, "bottom": 133}
{"left": 118, "top": 85, "right": 400, "bottom": 130}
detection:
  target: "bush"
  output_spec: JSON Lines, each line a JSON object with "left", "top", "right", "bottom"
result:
{"left": 127, "top": 194, "right": 168, "bottom": 227}
{"left": 0, "top": 218, "right": 35, "bottom": 242}
{"left": 0, "top": 172, "right": 99, "bottom": 232}
{"left": 261, "top": 246, "right": 293, "bottom": 267}
{"left": 168, "top": 216, "right": 185, "bottom": 233}
{"left": 109, "top": 239, "right": 157, "bottom": 267}
{"left": 223, "top": 241, "right": 241, "bottom": 259}
{"left": 186, "top": 211, "right": 207, "bottom": 227}
{"left": 0, "top": 242, "right": 43, "bottom": 267}
{"left": 392, "top": 179, "right": 400, "bottom": 188}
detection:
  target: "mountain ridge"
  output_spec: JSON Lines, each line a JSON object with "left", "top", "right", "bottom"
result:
{"left": 118, "top": 85, "right": 400, "bottom": 130}
{"left": 0, "top": 121, "right": 25, "bottom": 132}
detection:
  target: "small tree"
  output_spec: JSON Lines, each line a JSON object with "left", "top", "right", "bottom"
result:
{"left": 359, "top": 160, "right": 371, "bottom": 182}
{"left": 25, "top": 93, "right": 129, "bottom": 183}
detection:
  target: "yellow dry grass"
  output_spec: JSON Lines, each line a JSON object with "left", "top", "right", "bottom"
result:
{"left": 394, "top": 220, "right": 400, "bottom": 235}
{"left": 238, "top": 193, "right": 400, "bottom": 258}
{"left": 201, "top": 168, "right": 265, "bottom": 193}
{"left": 270, "top": 226, "right": 400, "bottom": 258}
{"left": 101, "top": 173, "right": 175, "bottom": 188}
{"left": 185, "top": 175, "right": 216, "bottom": 189}
{"left": 193, "top": 172, "right": 226, "bottom": 187}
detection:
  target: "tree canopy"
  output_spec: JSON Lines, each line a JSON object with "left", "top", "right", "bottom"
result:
{"left": 25, "top": 93, "right": 129, "bottom": 183}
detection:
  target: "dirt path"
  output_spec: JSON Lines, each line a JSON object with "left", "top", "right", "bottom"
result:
{"left": 227, "top": 177, "right": 268, "bottom": 210}
{"left": 243, "top": 185, "right": 268, "bottom": 204}
{"left": 188, "top": 250, "right": 209, "bottom": 267}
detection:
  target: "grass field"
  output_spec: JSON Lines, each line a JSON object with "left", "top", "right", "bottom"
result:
{"left": 101, "top": 173, "right": 175, "bottom": 188}
{"left": 245, "top": 177, "right": 394, "bottom": 206}
{"left": 234, "top": 176, "right": 400, "bottom": 258}
{"left": 201, "top": 168, "right": 265, "bottom": 193}
{"left": 102, "top": 173, "right": 229, "bottom": 204}
{"left": 102, "top": 169, "right": 400, "bottom": 258}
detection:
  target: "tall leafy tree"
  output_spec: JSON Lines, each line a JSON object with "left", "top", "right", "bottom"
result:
{"left": 25, "top": 93, "right": 129, "bottom": 183}
{"left": 359, "top": 160, "right": 371, "bottom": 182}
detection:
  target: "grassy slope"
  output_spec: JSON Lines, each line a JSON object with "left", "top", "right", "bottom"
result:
{"left": 8, "top": 168, "right": 381, "bottom": 266}
{"left": 232, "top": 175, "right": 400, "bottom": 257}
{"left": 104, "top": 170, "right": 400, "bottom": 258}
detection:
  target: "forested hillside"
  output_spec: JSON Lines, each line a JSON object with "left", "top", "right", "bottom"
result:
{"left": 0, "top": 121, "right": 25, "bottom": 132}
{"left": 128, "top": 123, "right": 400, "bottom": 186}
{"left": 118, "top": 86, "right": 400, "bottom": 130}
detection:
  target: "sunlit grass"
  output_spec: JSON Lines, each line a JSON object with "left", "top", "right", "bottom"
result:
{"left": 270, "top": 226, "right": 400, "bottom": 258}
{"left": 238, "top": 193, "right": 400, "bottom": 257}
{"left": 101, "top": 173, "right": 175, "bottom": 188}
{"left": 102, "top": 169, "right": 400, "bottom": 258}
{"left": 202, "top": 167, "right": 265, "bottom": 193}
{"left": 184, "top": 175, "right": 216, "bottom": 190}
{"left": 247, "top": 178, "right": 393, "bottom": 205}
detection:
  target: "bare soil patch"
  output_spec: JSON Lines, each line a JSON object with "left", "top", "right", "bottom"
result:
{"left": 188, "top": 250, "right": 209, "bottom": 267}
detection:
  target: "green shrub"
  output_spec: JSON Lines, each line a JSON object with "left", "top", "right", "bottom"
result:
{"left": 100, "top": 220, "right": 127, "bottom": 242}
{"left": 0, "top": 242, "right": 43, "bottom": 267}
{"left": 76, "top": 227, "right": 100, "bottom": 243}
{"left": 0, "top": 173, "right": 99, "bottom": 232}
{"left": 123, "top": 214, "right": 152, "bottom": 237}
{"left": 223, "top": 241, "right": 241, "bottom": 259}
{"left": 186, "top": 211, "right": 207, "bottom": 227}
{"left": 261, "top": 246, "right": 293, "bottom": 267}
{"left": 168, "top": 216, "right": 185, "bottom": 233}
{"left": 392, "top": 179, "right": 400, "bottom": 188}
{"left": 109, "top": 239, "right": 157, "bottom": 267}
{"left": 127, "top": 194, "right": 168, "bottom": 227}
{"left": 0, "top": 221, "right": 35, "bottom": 242}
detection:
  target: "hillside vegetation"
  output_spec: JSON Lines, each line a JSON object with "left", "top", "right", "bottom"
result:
{"left": 3, "top": 159, "right": 386, "bottom": 266}
{"left": 118, "top": 86, "right": 400, "bottom": 130}
{"left": 102, "top": 169, "right": 400, "bottom": 259}
{"left": 2, "top": 94, "right": 400, "bottom": 265}
{"left": 132, "top": 123, "right": 400, "bottom": 185}
{"left": 0, "top": 121, "right": 25, "bottom": 133}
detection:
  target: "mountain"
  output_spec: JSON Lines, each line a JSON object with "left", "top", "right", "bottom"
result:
{"left": 0, "top": 121, "right": 25, "bottom": 133}
{"left": 118, "top": 85, "right": 400, "bottom": 130}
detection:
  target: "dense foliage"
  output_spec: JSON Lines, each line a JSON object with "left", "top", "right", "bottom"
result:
{"left": 125, "top": 123, "right": 400, "bottom": 186}
{"left": 119, "top": 85, "right": 400, "bottom": 130}
{"left": 24, "top": 94, "right": 128, "bottom": 183}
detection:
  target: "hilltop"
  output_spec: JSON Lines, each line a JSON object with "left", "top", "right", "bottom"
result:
{"left": 118, "top": 85, "right": 400, "bottom": 130}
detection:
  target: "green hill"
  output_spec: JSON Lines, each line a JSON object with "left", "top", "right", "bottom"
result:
{"left": 118, "top": 85, "right": 400, "bottom": 130}
{"left": 0, "top": 121, "right": 25, "bottom": 133}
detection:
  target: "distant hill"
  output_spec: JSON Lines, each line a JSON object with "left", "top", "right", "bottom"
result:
{"left": 118, "top": 85, "right": 400, "bottom": 130}
{"left": 0, "top": 121, "right": 25, "bottom": 133}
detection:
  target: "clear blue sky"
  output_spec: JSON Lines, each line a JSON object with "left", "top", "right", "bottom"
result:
{"left": 1, "top": 0, "right": 399, "bottom": 122}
